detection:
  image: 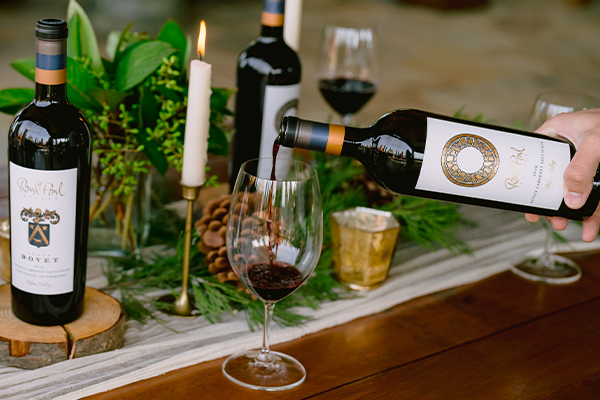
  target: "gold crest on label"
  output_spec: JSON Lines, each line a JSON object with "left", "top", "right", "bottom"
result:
{"left": 441, "top": 134, "right": 499, "bottom": 187}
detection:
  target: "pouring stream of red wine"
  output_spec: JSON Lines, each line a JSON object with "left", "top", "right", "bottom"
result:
{"left": 266, "top": 141, "right": 281, "bottom": 265}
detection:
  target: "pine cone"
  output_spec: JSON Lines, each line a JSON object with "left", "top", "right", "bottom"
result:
{"left": 194, "top": 194, "right": 254, "bottom": 297}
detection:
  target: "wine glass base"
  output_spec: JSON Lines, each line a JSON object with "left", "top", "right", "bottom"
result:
{"left": 511, "top": 254, "right": 582, "bottom": 284}
{"left": 222, "top": 350, "right": 306, "bottom": 391}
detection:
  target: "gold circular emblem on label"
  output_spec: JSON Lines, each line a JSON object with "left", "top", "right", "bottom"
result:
{"left": 441, "top": 134, "right": 499, "bottom": 187}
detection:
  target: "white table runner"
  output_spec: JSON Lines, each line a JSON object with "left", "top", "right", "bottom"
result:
{"left": 0, "top": 206, "right": 598, "bottom": 399}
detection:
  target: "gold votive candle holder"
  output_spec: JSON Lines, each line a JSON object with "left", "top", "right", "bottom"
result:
{"left": 331, "top": 207, "right": 400, "bottom": 291}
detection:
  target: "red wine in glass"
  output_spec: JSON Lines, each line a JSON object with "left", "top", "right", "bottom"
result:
{"left": 318, "top": 78, "right": 377, "bottom": 117}
{"left": 223, "top": 158, "right": 322, "bottom": 391}
{"left": 245, "top": 261, "right": 305, "bottom": 301}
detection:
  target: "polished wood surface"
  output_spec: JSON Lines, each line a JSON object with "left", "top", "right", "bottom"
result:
{"left": 86, "top": 250, "right": 600, "bottom": 399}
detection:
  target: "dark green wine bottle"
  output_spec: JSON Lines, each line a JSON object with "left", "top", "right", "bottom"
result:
{"left": 8, "top": 19, "right": 92, "bottom": 326}
{"left": 277, "top": 109, "right": 600, "bottom": 220}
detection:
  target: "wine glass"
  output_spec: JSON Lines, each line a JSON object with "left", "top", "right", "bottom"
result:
{"left": 222, "top": 158, "right": 323, "bottom": 391}
{"left": 316, "top": 22, "right": 379, "bottom": 125}
{"left": 512, "top": 91, "right": 600, "bottom": 284}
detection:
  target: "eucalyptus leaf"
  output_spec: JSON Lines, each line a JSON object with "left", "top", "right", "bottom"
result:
{"left": 66, "top": 57, "right": 100, "bottom": 111}
{"left": 183, "top": 35, "right": 193, "bottom": 76}
{"left": 67, "top": 14, "right": 83, "bottom": 59}
{"left": 133, "top": 132, "right": 170, "bottom": 177}
{"left": 140, "top": 87, "right": 158, "bottom": 128}
{"left": 66, "top": 0, "right": 104, "bottom": 74}
{"left": 0, "top": 88, "right": 34, "bottom": 115}
{"left": 114, "top": 41, "right": 145, "bottom": 71}
{"left": 112, "top": 21, "right": 137, "bottom": 66}
{"left": 87, "top": 88, "right": 129, "bottom": 112}
{"left": 136, "top": 87, "right": 169, "bottom": 176}
{"left": 157, "top": 19, "right": 187, "bottom": 64}
{"left": 207, "top": 124, "right": 229, "bottom": 157}
{"left": 210, "top": 88, "right": 235, "bottom": 119}
{"left": 101, "top": 57, "right": 115, "bottom": 76}
{"left": 115, "top": 41, "right": 176, "bottom": 92}
{"left": 11, "top": 58, "right": 35, "bottom": 82}
{"left": 105, "top": 30, "right": 122, "bottom": 61}
{"left": 156, "top": 85, "right": 182, "bottom": 103}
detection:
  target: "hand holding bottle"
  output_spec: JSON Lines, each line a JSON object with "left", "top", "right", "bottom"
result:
{"left": 525, "top": 108, "right": 600, "bottom": 242}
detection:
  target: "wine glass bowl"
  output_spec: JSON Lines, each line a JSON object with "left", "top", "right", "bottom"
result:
{"left": 316, "top": 22, "right": 379, "bottom": 125}
{"left": 512, "top": 91, "right": 600, "bottom": 284}
{"left": 528, "top": 91, "right": 600, "bottom": 130}
{"left": 223, "top": 158, "right": 323, "bottom": 391}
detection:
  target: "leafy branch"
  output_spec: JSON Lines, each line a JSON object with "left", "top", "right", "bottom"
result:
{"left": 104, "top": 151, "right": 471, "bottom": 329}
{"left": 103, "top": 230, "right": 352, "bottom": 329}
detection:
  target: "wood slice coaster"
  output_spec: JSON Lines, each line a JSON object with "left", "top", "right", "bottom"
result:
{"left": 0, "top": 285, "right": 125, "bottom": 369}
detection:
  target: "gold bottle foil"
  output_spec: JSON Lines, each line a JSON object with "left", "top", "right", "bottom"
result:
{"left": 331, "top": 207, "right": 400, "bottom": 291}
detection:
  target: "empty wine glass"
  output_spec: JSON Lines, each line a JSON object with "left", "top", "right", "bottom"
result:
{"left": 316, "top": 22, "right": 379, "bottom": 125}
{"left": 222, "top": 158, "right": 323, "bottom": 391}
{"left": 512, "top": 91, "right": 600, "bottom": 284}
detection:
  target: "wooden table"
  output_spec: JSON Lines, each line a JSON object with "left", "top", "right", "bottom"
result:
{"left": 86, "top": 250, "right": 600, "bottom": 399}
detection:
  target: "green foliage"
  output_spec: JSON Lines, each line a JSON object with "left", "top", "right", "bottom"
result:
{"left": 0, "top": 0, "right": 234, "bottom": 253}
{"left": 67, "top": 0, "right": 104, "bottom": 73}
{"left": 379, "top": 196, "right": 473, "bottom": 254}
{"left": 452, "top": 106, "right": 490, "bottom": 124}
{"left": 104, "top": 151, "right": 471, "bottom": 330}
{"left": 0, "top": 88, "right": 35, "bottom": 114}
{"left": 0, "top": 0, "right": 234, "bottom": 186}
{"left": 10, "top": 58, "right": 35, "bottom": 81}
{"left": 104, "top": 230, "right": 352, "bottom": 329}
{"left": 312, "top": 152, "right": 472, "bottom": 253}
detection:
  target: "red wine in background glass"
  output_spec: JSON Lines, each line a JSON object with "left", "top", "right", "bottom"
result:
{"left": 318, "top": 78, "right": 377, "bottom": 116}
{"left": 246, "top": 261, "right": 305, "bottom": 301}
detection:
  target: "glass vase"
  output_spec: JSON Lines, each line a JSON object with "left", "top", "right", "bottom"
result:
{"left": 88, "top": 168, "right": 151, "bottom": 258}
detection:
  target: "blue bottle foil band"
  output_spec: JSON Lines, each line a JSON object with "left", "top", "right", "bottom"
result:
{"left": 296, "top": 120, "right": 345, "bottom": 156}
{"left": 35, "top": 39, "right": 67, "bottom": 85}
{"left": 261, "top": 0, "right": 285, "bottom": 27}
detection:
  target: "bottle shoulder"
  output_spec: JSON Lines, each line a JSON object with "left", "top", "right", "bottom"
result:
{"left": 237, "top": 38, "right": 301, "bottom": 78}
{"left": 9, "top": 101, "right": 92, "bottom": 143}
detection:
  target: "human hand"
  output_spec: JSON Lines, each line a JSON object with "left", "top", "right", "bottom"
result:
{"left": 524, "top": 108, "right": 600, "bottom": 242}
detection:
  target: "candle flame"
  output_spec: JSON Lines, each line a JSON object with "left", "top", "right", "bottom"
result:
{"left": 198, "top": 21, "right": 206, "bottom": 60}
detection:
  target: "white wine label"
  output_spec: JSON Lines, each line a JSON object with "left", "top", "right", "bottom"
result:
{"left": 416, "top": 118, "right": 571, "bottom": 210}
{"left": 9, "top": 163, "right": 77, "bottom": 295}
{"left": 258, "top": 83, "right": 301, "bottom": 171}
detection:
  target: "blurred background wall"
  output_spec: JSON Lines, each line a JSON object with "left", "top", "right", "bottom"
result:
{"left": 1, "top": 0, "right": 599, "bottom": 165}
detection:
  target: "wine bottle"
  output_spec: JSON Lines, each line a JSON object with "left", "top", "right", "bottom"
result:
{"left": 228, "top": 0, "right": 301, "bottom": 189}
{"left": 277, "top": 109, "right": 600, "bottom": 220}
{"left": 8, "top": 19, "right": 92, "bottom": 326}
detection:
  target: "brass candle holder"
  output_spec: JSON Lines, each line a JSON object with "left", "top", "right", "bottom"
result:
{"left": 158, "top": 184, "right": 201, "bottom": 317}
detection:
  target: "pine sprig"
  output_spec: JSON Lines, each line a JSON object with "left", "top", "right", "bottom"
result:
{"left": 312, "top": 151, "right": 473, "bottom": 253}
{"left": 103, "top": 126, "right": 475, "bottom": 330}
{"left": 102, "top": 228, "right": 352, "bottom": 328}
{"left": 379, "top": 196, "right": 474, "bottom": 254}
{"left": 190, "top": 276, "right": 251, "bottom": 324}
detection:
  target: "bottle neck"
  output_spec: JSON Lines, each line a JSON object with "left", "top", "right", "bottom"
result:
{"left": 260, "top": 25, "right": 284, "bottom": 38}
{"left": 279, "top": 117, "right": 367, "bottom": 157}
{"left": 260, "top": 0, "right": 285, "bottom": 38}
{"left": 35, "top": 37, "right": 67, "bottom": 103}
{"left": 35, "top": 83, "right": 67, "bottom": 102}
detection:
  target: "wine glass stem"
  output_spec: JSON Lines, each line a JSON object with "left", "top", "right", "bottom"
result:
{"left": 257, "top": 302, "right": 275, "bottom": 363}
{"left": 342, "top": 113, "right": 353, "bottom": 125}
{"left": 536, "top": 226, "right": 555, "bottom": 268}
